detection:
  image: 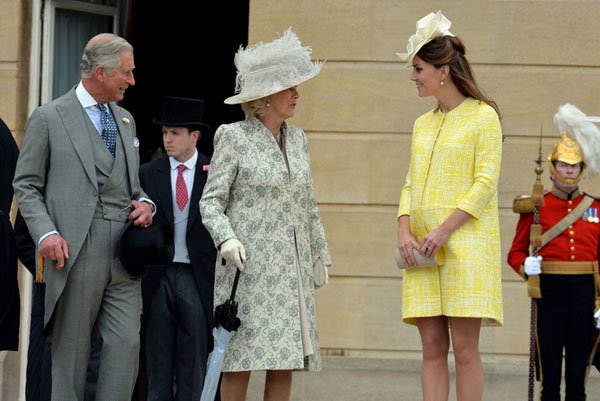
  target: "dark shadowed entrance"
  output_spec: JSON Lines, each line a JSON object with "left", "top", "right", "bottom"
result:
{"left": 124, "top": 2, "right": 249, "bottom": 163}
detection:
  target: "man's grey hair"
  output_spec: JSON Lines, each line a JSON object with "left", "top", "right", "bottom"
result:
{"left": 80, "top": 34, "right": 133, "bottom": 78}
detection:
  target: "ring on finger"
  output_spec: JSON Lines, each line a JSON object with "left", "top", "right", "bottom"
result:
{"left": 426, "top": 246, "right": 431, "bottom": 252}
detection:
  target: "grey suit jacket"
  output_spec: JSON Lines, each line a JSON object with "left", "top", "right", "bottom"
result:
{"left": 13, "top": 88, "right": 147, "bottom": 326}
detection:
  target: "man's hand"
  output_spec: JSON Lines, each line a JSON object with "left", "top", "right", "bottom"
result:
{"left": 524, "top": 256, "right": 542, "bottom": 276}
{"left": 129, "top": 200, "right": 153, "bottom": 228}
{"left": 40, "top": 234, "right": 69, "bottom": 269}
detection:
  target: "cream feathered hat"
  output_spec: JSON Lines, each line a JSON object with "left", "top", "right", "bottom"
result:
{"left": 552, "top": 103, "right": 600, "bottom": 180}
{"left": 224, "top": 28, "right": 323, "bottom": 105}
{"left": 396, "top": 10, "right": 454, "bottom": 68}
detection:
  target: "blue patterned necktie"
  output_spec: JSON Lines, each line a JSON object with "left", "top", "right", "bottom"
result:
{"left": 96, "top": 103, "right": 117, "bottom": 159}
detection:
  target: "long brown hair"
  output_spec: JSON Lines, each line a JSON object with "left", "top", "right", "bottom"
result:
{"left": 417, "top": 36, "right": 501, "bottom": 118}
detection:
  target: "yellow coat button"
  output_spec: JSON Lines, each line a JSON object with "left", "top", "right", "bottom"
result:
{"left": 570, "top": 231, "right": 575, "bottom": 235}
{"left": 568, "top": 208, "right": 572, "bottom": 212}
{"left": 570, "top": 239, "right": 575, "bottom": 243}
{"left": 571, "top": 246, "right": 575, "bottom": 251}
{"left": 569, "top": 200, "right": 573, "bottom": 205}
{"left": 571, "top": 255, "right": 576, "bottom": 260}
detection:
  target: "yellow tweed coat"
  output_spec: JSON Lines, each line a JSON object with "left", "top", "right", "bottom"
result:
{"left": 398, "top": 97, "right": 503, "bottom": 326}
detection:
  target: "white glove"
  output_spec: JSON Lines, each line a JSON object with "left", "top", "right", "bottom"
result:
{"left": 594, "top": 309, "right": 600, "bottom": 330}
{"left": 524, "top": 255, "right": 542, "bottom": 276}
{"left": 220, "top": 238, "right": 246, "bottom": 271}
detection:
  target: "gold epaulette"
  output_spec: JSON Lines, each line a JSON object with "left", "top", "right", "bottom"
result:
{"left": 513, "top": 192, "right": 553, "bottom": 214}
{"left": 513, "top": 195, "right": 534, "bottom": 214}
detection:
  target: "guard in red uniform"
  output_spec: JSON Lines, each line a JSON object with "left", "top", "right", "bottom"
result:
{"left": 508, "top": 105, "right": 600, "bottom": 401}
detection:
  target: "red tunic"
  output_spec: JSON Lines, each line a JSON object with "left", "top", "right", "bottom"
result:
{"left": 507, "top": 187, "right": 600, "bottom": 399}
{"left": 507, "top": 189, "right": 600, "bottom": 274}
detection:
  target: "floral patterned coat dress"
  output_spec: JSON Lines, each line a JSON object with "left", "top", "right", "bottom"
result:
{"left": 200, "top": 117, "right": 331, "bottom": 372}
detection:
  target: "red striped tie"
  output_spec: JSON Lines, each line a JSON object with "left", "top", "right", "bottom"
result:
{"left": 176, "top": 164, "right": 188, "bottom": 211}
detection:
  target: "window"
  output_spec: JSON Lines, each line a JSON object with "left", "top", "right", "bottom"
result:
{"left": 41, "top": 0, "right": 120, "bottom": 102}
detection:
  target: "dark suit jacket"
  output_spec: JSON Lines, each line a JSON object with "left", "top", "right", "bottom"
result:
{"left": 14, "top": 210, "right": 36, "bottom": 275}
{"left": 139, "top": 154, "right": 216, "bottom": 337}
{"left": 0, "top": 117, "right": 20, "bottom": 350}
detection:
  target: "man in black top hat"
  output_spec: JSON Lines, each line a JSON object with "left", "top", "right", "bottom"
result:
{"left": 139, "top": 96, "right": 217, "bottom": 401}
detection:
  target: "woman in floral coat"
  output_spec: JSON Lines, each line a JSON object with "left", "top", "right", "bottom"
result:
{"left": 396, "top": 11, "right": 503, "bottom": 401}
{"left": 200, "top": 29, "right": 331, "bottom": 401}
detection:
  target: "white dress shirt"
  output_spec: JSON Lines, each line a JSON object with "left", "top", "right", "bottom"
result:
{"left": 169, "top": 150, "right": 197, "bottom": 206}
{"left": 75, "top": 81, "right": 110, "bottom": 135}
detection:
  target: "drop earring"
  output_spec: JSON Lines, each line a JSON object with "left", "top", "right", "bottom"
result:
{"left": 440, "top": 81, "right": 444, "bottom": 86}
{"left": 266, "top": 98, "right": 271, "bottom": 107}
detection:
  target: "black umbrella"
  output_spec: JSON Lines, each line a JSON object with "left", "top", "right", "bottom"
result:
{"left": 200, "top": 268, "right": 242, "bottom": 401}
{"left": 26, "top": 254, "right": 51, "bottom": 401}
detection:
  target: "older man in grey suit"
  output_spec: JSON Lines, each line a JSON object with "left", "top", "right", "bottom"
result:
{"left": 13, "top": 33, "right": 154, "bottom": 401}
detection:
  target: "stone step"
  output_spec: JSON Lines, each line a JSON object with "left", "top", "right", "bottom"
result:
{"left": 245, "top": 357, "right": 600, "bottom": 401}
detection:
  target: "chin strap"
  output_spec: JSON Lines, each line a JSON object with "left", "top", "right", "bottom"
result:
{"left": 548, "top": 161, "right": 584, "bottom": 184}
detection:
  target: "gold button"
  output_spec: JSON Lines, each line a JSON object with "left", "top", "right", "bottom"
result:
{"left": 571, "top": 246, "right": 575, "bottom": 251}
{"left": 569, "top": 225, "right": 573, "bottom": 229}
{"left": 568, "top": 208, "right": 572, "bottom": 212}
{"left": 571, "top": 255, "right": 576, "bottom": 260}
{"left": 569, "top": 200, "right": 573, "bottom": 204}
{"left": 570, "top": 239, "right": 575, "bottom": 243}
{"left": 570, "top": 231, "right": 575, "bottom": 235}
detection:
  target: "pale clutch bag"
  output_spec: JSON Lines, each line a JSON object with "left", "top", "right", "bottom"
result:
{"left": 313, "top": 257, "right": 328, "bottom": 287}
{"left": 395, "top": 248, "right": 439, "bottom": 269}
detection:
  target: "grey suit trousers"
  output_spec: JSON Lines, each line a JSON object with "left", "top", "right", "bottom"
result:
{"left": 50, "top": 210, "right": 141, "bottom": 401}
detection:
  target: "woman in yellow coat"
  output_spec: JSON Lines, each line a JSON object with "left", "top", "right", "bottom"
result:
{"left": 396, "top": 11, "right": 503, "bottom": 401}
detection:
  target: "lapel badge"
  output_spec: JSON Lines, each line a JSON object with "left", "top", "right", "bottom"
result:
{"left": 133, "top": 137, "right": 140, "bottom": 148}
{"left": 122, "top": 117, "right": 130, "bottom": 125}
{"left": 202, "top": 164, "right": 210, "bottom": 172}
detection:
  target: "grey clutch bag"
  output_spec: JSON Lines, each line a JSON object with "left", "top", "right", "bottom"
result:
{"left": 395, "top": 248, "right": 439, "bottom": 269}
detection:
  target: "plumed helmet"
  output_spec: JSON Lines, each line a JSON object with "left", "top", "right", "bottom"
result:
{"left": 548, "top": 103, "right": 600, "bottom": 184}
{"left": 547, "top": 131, "right": 586, "bottom": 184}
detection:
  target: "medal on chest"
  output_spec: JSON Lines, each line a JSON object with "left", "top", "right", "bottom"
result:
{"left": 582, "top": 207, "right": 599, "bottom": 223}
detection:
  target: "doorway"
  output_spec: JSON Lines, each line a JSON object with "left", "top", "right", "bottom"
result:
{"left": 124, "top": 2, "right": 249, "bottom": 162}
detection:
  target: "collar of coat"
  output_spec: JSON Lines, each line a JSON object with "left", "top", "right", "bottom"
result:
{"left": 247, "top": 116, "right": 289, "bottom": 141}
{"left": 551, "top": 185, "right": 580, "bottom": 201}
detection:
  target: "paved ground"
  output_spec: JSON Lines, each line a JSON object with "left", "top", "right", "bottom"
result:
{"left": 245, "top": 357, "right": 600, "bottom": 401}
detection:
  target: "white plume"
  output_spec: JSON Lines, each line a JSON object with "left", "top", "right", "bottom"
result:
{"left": 554, "top": 103, "right": 600, "bottom": 177}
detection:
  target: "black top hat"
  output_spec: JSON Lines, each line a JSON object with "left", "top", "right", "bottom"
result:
{"left": 118, "top": 220, "right": 174, "bottom": 278}
{"left": 153, "top": 96, "right": 210, "bottom": 131}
